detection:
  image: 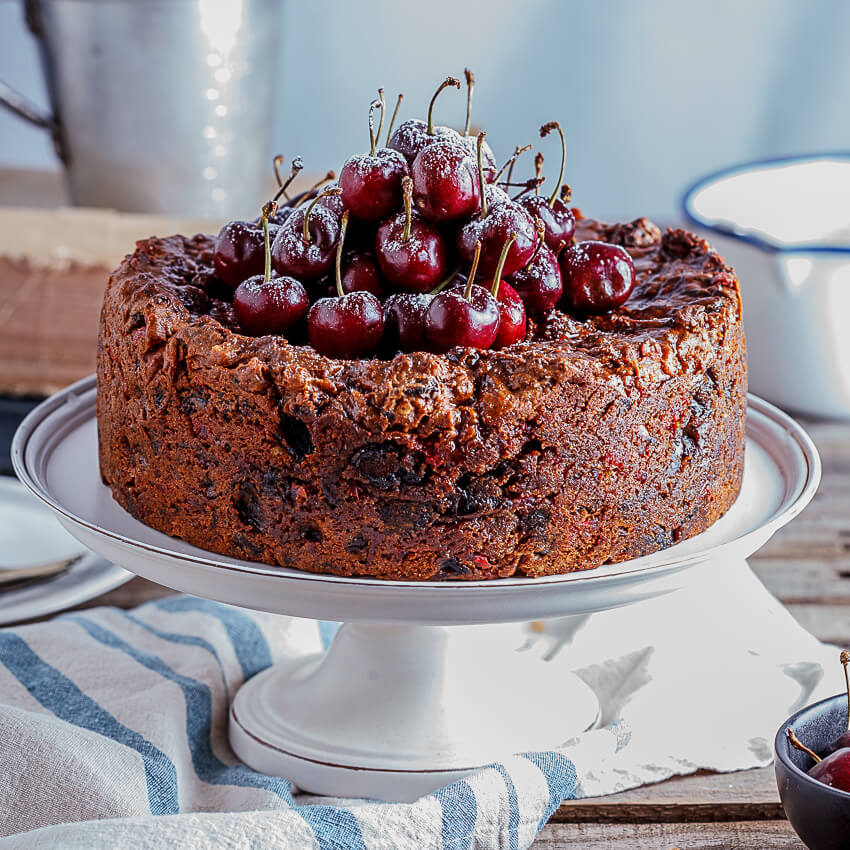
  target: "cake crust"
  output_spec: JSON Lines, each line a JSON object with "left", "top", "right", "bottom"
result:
{"left": 97, "top": 216, "right": 746, "bottom": 580}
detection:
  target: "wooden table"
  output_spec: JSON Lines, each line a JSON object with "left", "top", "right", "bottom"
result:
{"left": 49, "top": 417, "right": 847, "bottom": 849}
{"left": 5, "top": 169, "right": 848, "bottom": 847}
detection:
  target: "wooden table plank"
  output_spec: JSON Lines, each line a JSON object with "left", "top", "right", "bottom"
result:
{"left": 554, "top": 768, "right": 781, "bottom": 823}
{"left": 534, "top": 820, "right": 803, "bottom": 848}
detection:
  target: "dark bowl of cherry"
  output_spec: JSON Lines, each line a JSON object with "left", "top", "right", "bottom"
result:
{"left": 775, "top": 691, "right": 850, "bottom": 850}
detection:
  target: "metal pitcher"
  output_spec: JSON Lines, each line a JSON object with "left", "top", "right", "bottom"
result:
{"left": 0, "top": 0, "right": 281, "bottom": 218}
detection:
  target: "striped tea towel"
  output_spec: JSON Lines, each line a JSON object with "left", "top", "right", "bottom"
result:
{"left": 0, "top": 558, "right": 838, "bottom": 849}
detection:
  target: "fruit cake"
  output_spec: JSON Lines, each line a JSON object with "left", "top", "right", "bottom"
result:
{"left": 97, "top": 75, "right": 746, "bottom": 580}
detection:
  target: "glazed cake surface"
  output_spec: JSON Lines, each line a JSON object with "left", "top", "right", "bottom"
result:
{"left": 97, "top": 216, "right": 746, "bottom": 580}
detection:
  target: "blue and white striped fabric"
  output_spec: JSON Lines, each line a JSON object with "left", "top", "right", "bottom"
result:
{"left": 0, "top": 559, "right": 838, "bottom": 849}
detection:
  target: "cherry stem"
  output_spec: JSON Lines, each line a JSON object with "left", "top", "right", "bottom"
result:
{"left": 512, "top": 177, "right": 545, "bottom": 200}
{"left": 842, "top": 650, "right": 850, "bottom": 732}
{"left": 520, "top": 218, "right": 546, "bottom": 271}
{"left": 495, "top": 144, "right": 532, "bottom": 185}
{"left": 368, "top": 98, "right": 381, "bottom": 157}
{"left": 386, "top": 93, "right": 403, "bottom": 141}
{"left": 430, "top": 264, "right": 462, "bottom": 296}
{"left": 272, "top": 154, "right": 285, "bottom": 188}
{"left": 477, "top": 132, "right": 489, "bottom": 219}
{"left": 427, "top": 76, "right": 460, "bottom": 135}
{"left": 272, "top": 156, "right": 303, "bottom": 203}
{"left": 787, "top": 727, "right": 822, "bottom": 764}
{"left": 401, "top": 175, "right": 413, "bottom": 243}
{"left": 490, "top": 233, "right": 517, "bottom": 298}
{"left": 302, "top": 187, "right": 341, "bottom": 244}
{"left": 555, "top": 238, "right": 568, "bottom": 257}
{"left": 463, "top": 68, "right": 474, "bottom": 136}
{"left": 261, "top": 200, "right": 277, "bottom": 284}
{"left": 334, "top": 210, "right": 349, "bottom": 298}
{"left": 375, "top": 88, "right": 386, "bottom": 147}
{"left": 291, "top": 171, "right": 337, "bottom": 209}
{"left": 463, "top": 240, "right": 482, "bottom": 301}
{"left": 534, "top": 152, "right": 544, "bottom": 195}
{"left": 540, "top": 121, "right": 566, "bottom": 208}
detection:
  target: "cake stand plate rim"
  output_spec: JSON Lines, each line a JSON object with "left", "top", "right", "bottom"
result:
{"left": 11, "top": 375, "right": 821, "bottom": 622}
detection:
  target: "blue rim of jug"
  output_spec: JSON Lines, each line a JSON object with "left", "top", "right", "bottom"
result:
{"left": 681, "top": 152, "right": 850, "bottom": 255}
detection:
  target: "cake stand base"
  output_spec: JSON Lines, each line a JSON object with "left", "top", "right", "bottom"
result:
{"left": 229, "top": 621, "right": 599, "bottom": 801}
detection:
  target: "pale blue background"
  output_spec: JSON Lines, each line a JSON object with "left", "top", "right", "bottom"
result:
{"left": 1, "top": 0, "right": 849, "bottom": 220}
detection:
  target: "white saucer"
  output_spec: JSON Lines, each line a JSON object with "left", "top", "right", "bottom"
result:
{"left": 0, "top": 476, "right": 131, "bottom": 625}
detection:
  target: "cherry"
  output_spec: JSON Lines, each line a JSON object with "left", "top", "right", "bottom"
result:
{"left": 826, "top": 650, "right": 850, "bottom": 755}
{"left": 486, "top": 233, "right": 527, "bottom": 350}
{"left": 456, "top": 133, "right": 536, "bottom": 277}
{"left": 425, "top": 240, "right": 499, "bottom": 352}
{"left": 508, "top": 220, "right": 564, "bottom": 313}
{"left": 456, "top": 68, "right": 497, "bottom": 182}
{"left": 411, "top": 137, "right": 480, "bottom": 223}
{"left": 375, "top": 176, "right": 447, "bottom": 292}
{"left": 560, "top": 240, "right": 636, "bottom": 315}
{"left": 339, "top": 91, "right": 410, "bottom": 222}
{"left": 213, "top": 219, "right": 274, "bottom": 289}
{"left": 307, "top": 211, "right": 384, "bottom": 358}
{"left": 383, "top": 292, "right": 433, "bottom": 353}
{"left": 518, "top": 123, "right": 575, "bottom": 251}
{"left": 387, "top": 77, "right": 461, "bottom": 166}
{"left": 787, "top": 728, "right": 850, "bottom": 793}
{"left": 271, "top": 188, "right": 342, "bottom": 279}
{"left": 233, "top": 201, "right": 309, "bottom": 335}
{"left": 340, "top": 251, "right": 385, "bottom": 298}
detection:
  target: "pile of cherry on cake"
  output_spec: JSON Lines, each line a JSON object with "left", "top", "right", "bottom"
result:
{"left": 213, "top": 72, "right": 637, "bottom": 359}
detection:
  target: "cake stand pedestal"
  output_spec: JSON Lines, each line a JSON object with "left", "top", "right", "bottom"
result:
{"left": 12, "top": 377, "right": 820, "bottom": 801}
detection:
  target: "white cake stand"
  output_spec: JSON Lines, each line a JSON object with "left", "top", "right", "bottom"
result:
{"left": 12, "top": 376, "right": 820, "bottom": 801}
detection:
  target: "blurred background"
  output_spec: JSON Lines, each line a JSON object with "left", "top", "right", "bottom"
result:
{"left": 2, "top": 0, "right": 850, "bottom": 222}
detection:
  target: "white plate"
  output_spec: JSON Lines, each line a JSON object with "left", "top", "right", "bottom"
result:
{"left": 12, "top": 376, "right": 820, "bottom": 625}
{"left": 0, "top": 475, "right": 131, "bottom": 625}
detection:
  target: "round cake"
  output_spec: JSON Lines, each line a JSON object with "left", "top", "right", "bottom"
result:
{"left": 97, "top": 214, "right": 746, "bottom": 580}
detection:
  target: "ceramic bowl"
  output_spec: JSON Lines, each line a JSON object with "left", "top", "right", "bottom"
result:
{"left": 774, "top": 693, "right": 850, "bottom": 849}
{"left": 683, "top": 154, "right": 850, "bottom": 420}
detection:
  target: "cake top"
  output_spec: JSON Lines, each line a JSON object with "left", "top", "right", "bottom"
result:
{"left": 110, "top": 70, "right": 741, "bottom": 393}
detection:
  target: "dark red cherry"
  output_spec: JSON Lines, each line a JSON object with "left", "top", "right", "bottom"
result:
{"left": 340, "top": 93, "right": 409, "bottom": 222}
{"left": 787, "top": 728, "right": 850, "bottom": 794}
{"left": 809, "top": 749, "right": 850, "bottom": 792}
{"left": 518, "top": 193, "right": 575, "bottom": 251}
{"left": 457, "top": 202, "right": 536, "bottom": 278}
{"left": 411, "top": 139, "right": 480, "bottom": 223}
{"left": 425, "top": 240, "right": 499, "bottom": 352}
{"left": 340, "top": 149, "right": 408, "bottom": 221}
{"left": 387, "top": 77, "right": 461, "bottom": 166}
{"left": 560, "top": 240, "right": 636, "bottom": 315}
{"left": 508, "top": 224, "right": 563, "bottom": 313}
{"left": 308, "top": 291, "right": 384, "bottom": 358}
{"left": 271, "top": 189, "right": 342, "bottom": 280}
{"left": 486, "top": 234, "right": 526, "bottom": 350}
{"left": 307, "top": 211, "right": 384, "bottom": 358}
{"left": 382, "top": 292, "right": 433, "bottom": 353}
{"left": 340, "top": 251, "right": 385, "bottom": 298}
{"left": 234, "top": 275, "right": 309, "bottom": 335}
{"left": 375, "top": 176, "right": 446, "bottom": 292}
{"left": 455, "top": 133, "right": 536, "bottom": 277}
{"left": 491, "top": 281, "right": 526, "bottom": 349}
{"left": 425, "top": 286, "right": 499, "bottom": 353}
{"left": 233, "top": 201, "right": 308, "bottom": 335}
{"left": 214, "top": 220, "right": 277, "bottom": 289}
